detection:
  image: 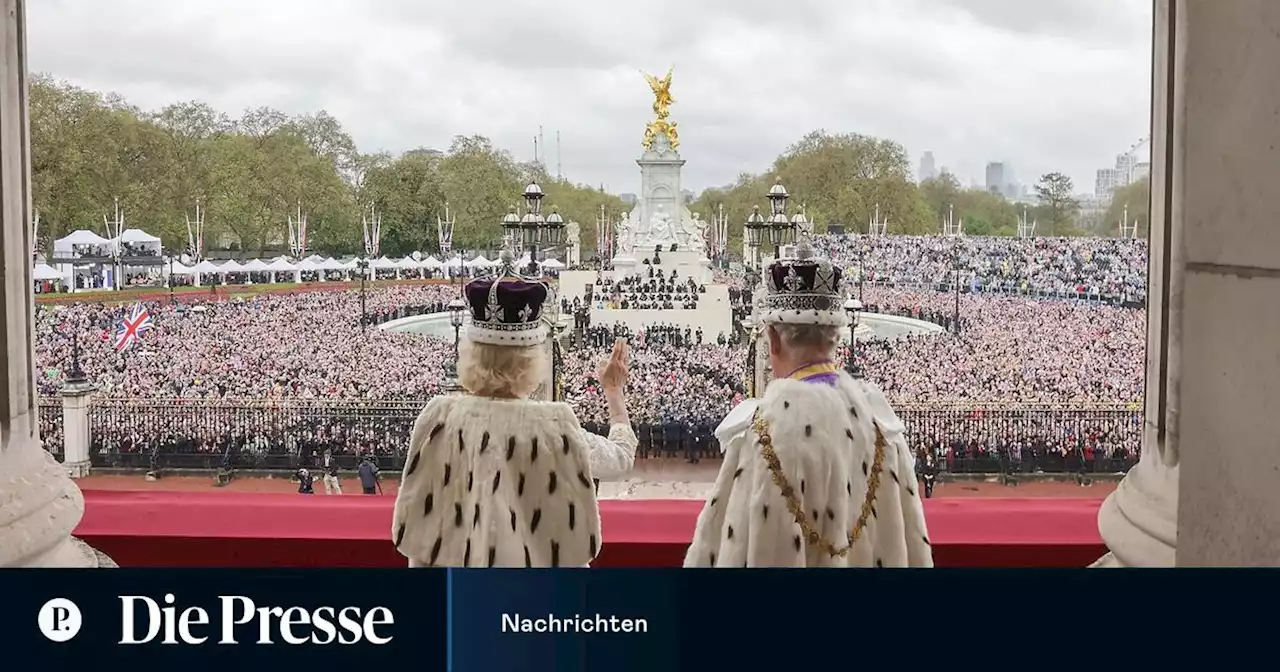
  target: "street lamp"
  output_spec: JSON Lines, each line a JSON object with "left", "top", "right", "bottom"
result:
{"left": 166, "top": 253, "right": 176, "bottom": 304}
{"left": 520, "top": 182, "right": 546, "bottom": 275}
{"left": 65, "top": 323, "right": 87, "bottom": 385}
{"left": 843, "top": 297, "right": 862, "bottom": 378}
{"left": 744, "top": 205, "right": 767, "bottom": 268}
{"left": 356, "top": 258, "right": 370, "bottom": 328}
{"left": 447, "top": 298, "right": 465, "bottom": 362}
{"left": 765, "top": 177, "right": 796, "bottom": 258}
{"left": 858, "top": 244, "right": 866, "bottom": 303}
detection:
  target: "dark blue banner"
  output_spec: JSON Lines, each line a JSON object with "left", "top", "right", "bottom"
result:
{"left": 0, "top": 569, "right": 1268, "bottom": 670}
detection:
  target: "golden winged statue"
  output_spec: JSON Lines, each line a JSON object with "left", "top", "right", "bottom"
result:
{"left": 643, "top": 66, "right": 675, "bottom": 119}
{"left": 641, "top": 66, "right": 679, "bottom": 150}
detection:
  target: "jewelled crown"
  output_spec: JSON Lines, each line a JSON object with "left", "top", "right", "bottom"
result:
{"left": 757, "top": 242, "right": 848, "bottom": 327}
{"left": 464, "top": 273, "right": 551, "bottom": 347}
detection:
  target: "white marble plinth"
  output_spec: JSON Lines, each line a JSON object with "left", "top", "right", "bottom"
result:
{"left": 0, "top": 438, "right": 100, "bottom": 567}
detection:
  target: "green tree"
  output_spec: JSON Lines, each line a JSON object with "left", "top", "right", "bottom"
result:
{"left": 1101, "top": 177, "right": 1150, "bottom": 237}
{"left": 1033, "top": 172, "right": 1081, "bottom": 236}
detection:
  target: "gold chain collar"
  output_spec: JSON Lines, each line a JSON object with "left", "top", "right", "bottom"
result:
{"left": 751, "top": 409, "right": 887, "bottom": 559}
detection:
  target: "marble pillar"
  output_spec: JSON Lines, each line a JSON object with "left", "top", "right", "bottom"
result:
{"left": 1096, "top": 0, "right": 1280, "bottom": 567}
{"left": 60, "top": 381, "right": 95, "bottom": 478}
{"left": 0, "top": 0, "right": 102, "bottom": 567}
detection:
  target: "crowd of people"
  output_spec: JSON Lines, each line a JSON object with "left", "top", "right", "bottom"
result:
{"left": 33, "top": 234, "right": 1151, "bottom": 472}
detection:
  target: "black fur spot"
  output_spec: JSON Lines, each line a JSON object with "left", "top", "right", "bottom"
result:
{"left": 518, "top": 473, "right": 526, "bottom": 496}
{"left": 492, "top": 472, "right": 502, "bottom": 493}
{"left": 443, "top": 464, "right": 452, "bottom": 486}
{"left": 488, "top": 546, "right": 496, "bottom": 568}
{"left": 862, "top": 461, "right": 869, "bottom": 476}
{"left": 826, "top": 508, "right": 835, "bottom": 521}
{"left": 458, "top": 429, "right": 465, "bottom": 454}
{"left": 478, "top": 431, "right": 489, "bottom": 453}
{"left": 871, "top": 505, "right": 878, "bottom": 519}
{"left": 506, "top": 436, "right": 515, "bottom": 461}
{"left": 467, "top": 471, "right": 474, "bottom": 492}
{"left": 710, "top": 552, "right": 717, "bottom": 565}
{"left": 846, "top": 428, "right": 854, "bottom": 440}
{"left": 569, "top": 503, "right": 578, "bottom": 531}
{"left": 531, "top": 437, "right": 539, "bottom": 462}
{"left": 463, "top": 540, "right": 472, "bottom": 566}
{"left": 801, "top": 480, "right": 806, "bottom": 494}
{"left": 548, "top": 472, "right": 558, "bottom": 494}
{"left": 405, "top": 452, "right": 421, "bottom": 476}
{"left": 428, "top": 423, "right": 445, "bottom": 441}
{"left": 804, "top": 424, "right": 812, "bottom": 437}
{"left": 589, "top": 535, "right": 598, "bottom": 557}
{"left": 577, "top": 471, "right": 591, "bottom": 489}
{"left": 563, "top": 435, "right": 571, "bottom": 454}
{"left": 733, "top": 467, "right": 743, "bottom": 480}
{"left": 472, "top": 503, "right": 480, "bottom": 529}
{"left": 550, "top": 541, "right": 561, "bottom": 567}
{"left": 783, "top": 401, "right": 790, "bottom": 409}
{"left": 923, "top": 535, "right": 932, "bottom": 546}
{"left": 510, "top": 508, "right": 517, "bottom": 532}
{"left": 812, "top": 509, "right": 819, "bottom": 522}
{"left": 793, "top": 535, "right": 802, "bottom": 552}
{"left": 727, "top": 525, "right": 734, "bottom": 540}
{"left": 890, "top": 470, "right": 899, "bottom": 484}
{"left": 524, "top": 545, "right": 532, "bottom": 567}
{"left": 762, "top": 504, "right": 769, "bottom": 520}
{"left": 453, "top": 503, "right": 463, "bottom": 527}
{"left": 394, "top": 523, "right": 405, "bottom": 547}
{"left": 908, "top": 486, "right": 916, "bottom": 496}
{"left": 850, "top": 406, "right": 858, "bottom": 418}
{"left": 423, "top": 493, "right": 434, "bottom": 516}
{"left": 876, "top": 558, "right": 884, "bottom": 568}
{"left": 530, "top": 509, "right": 542, "bottom": 533}
{"left": 429, "top": 537, "right": 443, "bottom": 565}
{"left": 846, "top": 481, "right": 852, "bottom": 495}
{"left": 711, "top": 497, "right": 718, "bottom": 507}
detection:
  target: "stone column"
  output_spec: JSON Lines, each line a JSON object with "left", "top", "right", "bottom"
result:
{"left": 1092, "top": 0, "right": 1182, "bottom": 568}
{"left": 0, "top": 0, "right": 102, "bottom": 567}
{"left": 1097, "top": 0, "right": 1280, "bottom": 567}
{"left": 60, "top": 381, "right": 95, "bottom": 478}
{"left": 1167, "top": 0, "right": 1280, "bottom": 565}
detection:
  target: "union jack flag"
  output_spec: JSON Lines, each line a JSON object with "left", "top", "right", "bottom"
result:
{"left": 114, "top": 302, "right": 153, "bottom": 352}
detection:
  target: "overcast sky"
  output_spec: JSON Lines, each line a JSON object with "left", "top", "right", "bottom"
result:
{"left": 29, "top": 0, "right": 1152, "bottom": 196}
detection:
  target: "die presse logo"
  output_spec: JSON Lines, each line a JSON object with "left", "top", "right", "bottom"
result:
{"left": 118, "top": 594, "right": 394, "bottom": 645}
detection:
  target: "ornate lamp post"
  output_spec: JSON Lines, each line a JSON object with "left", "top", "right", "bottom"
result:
{"left": 446, "top": 297, "right": 466, "bottom": 390}
{"left": 65, "top": 322, "right": 87, "bottom": 385}
{"left": 765, "top": 177, "right": 797, "bottom": 258}
{"left": 744, "top": 205, "right": 767, "bottom": 269}
{"left": 518, "top": 182, "right": 546, "bottom": 275}
{"left": 166, "top": 252, "right": 176, "bottom": 304}
{"left": 356, "top": 258, "right": 370, "bottom": 329}
{"left": 843, "top": 297, "right": 862, "bottom": 378}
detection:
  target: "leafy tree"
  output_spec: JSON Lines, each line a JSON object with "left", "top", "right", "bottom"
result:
{"left": 1032, "top": 172, "right": 1081, "bottom": 236}
{"left": 1101, "top": 177, "right": 1150, "bottom": 237}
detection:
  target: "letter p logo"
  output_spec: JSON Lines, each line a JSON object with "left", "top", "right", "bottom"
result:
{"left": 38, "top": 598, "right": 82, "bottom": 642}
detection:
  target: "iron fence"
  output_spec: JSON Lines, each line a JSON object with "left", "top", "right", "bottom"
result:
{"left": 60, "top": 397, "right": 1142, "bottom": 475}
{"left": 38, "top": 399, "right": 63, "bottom": 459}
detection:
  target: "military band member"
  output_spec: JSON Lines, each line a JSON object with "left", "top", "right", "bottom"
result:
{"left": 685, "top": 244, "right": 933, "bottom": 568}
{"left": 392, "top": 272, "right": 636, "bottom": 567}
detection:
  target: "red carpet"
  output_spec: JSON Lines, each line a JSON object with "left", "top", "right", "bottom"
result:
{"left": 75, "top": 490, "right": 1105, "bottom": 568}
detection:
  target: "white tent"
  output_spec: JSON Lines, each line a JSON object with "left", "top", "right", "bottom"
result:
{"left": 32, "top": 263, "right": 62, "bottom": 281}
{"left": 341, "top": 258, "right": 363, "bottom": 270}
{"left": 115, "top": 228, "right": 161, "bottom": 244}
{"left": 295, "top": 258, "right": 322, "bottom": 272}
{"left": 539, "top": 258, "right": 565, "bottom": 269}
{"left": 465, "top": 254, "right": 490, "bottom": 268}
{"left": 444, "top": 255, "right": 464, "bottom": 268}
{"left": 191, "top": 260, "right": 222, "bottom": 274}
{"left": 396, "top": 256, "right": 421, "bottom": 270}
{"left": 319, "top": 258, "right": 345, "bottom": 271}
{"left": 55, "top": 230, "right": 111, "bottom": 246}
{"left": 371, "top": 256, "right": 399, "bottom": 270}
{"left": 168, "top": 260, "right": 195, "bottom": 275}
{"left": 218, "top": 259, "right": 245, "bottom": 273}
{"left": 240, "top": 259, "right": 271, "bottom": 272}
{"left": 420, "top": 256, "right": 443, "bottom": 269}
{"left": 266, "top": 258, "right": 297, "bottom": 273}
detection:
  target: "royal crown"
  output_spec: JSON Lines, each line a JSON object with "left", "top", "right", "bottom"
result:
{"left": 757, "top": 242, "right": 847, "bottom": 327}
{"left": 464, "top": 269, "right": 551, "bottom": 346}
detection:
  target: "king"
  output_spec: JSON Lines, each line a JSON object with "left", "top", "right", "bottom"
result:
{"left": 684, "top": 243, "right": 933, "bottom": 568}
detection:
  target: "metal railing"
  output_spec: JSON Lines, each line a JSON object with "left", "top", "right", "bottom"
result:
{"left": 58, "top": 397, "right": 1142, "bottom": 475}
{"left": 38, "top": 400, "right": 63, "bottom": 459}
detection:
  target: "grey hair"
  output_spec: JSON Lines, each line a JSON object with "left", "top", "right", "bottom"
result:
{"left": 457, "top": 339, "right": 548, "bottom": 399}
{"left": 767, "top": 322, "right": 842, "bottom": 357}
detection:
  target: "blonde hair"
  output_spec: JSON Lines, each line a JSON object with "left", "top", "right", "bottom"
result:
{"left": 457, "top": 338, "right": 548, "bottom": 399}
{"left": 767, "top": 323, "right": 841, "bottom": 358}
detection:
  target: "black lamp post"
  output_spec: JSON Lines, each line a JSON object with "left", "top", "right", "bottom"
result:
{"left": 65, "top": 325, "right": 87, "bottom": 385}
{"left": 356, "top": 258, "right": 370, "bottom": 328}
{"left": 858, "top": 244, "right": 866, "bottom": 303}
{"left": 952, "top": 240, "right": 962, "bottom": 335}
{"left": 447, "top": 297, "right": 465, "bottom": 384}
{"left": 166, "top": 253, "right": 176, "bottom": 304}
{"left": 765, "top": 177, "right": 797, "bottom": 258}
{"left": 744, "top": 205, "right": 766, "bottom": 267}
{"left": 843, "top": 298, "right": 862, "bottom": 378}
{"left": 502, "top": 182, "right": 565, "bottom": 276}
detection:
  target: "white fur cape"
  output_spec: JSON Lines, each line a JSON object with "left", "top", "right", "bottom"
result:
{"left": 685, "top": 371, "right": 934, "bottom": 568}
{"left": 393, "top": 395, "right": 602, "bottom": 567}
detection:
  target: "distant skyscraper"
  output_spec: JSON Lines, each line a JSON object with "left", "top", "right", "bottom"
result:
{"left": 919, "top": 152, "right": 937, "bottom": 181}
{"left": 1096, "top": 168, "right": 1125, "bottom": 197}
{"left": 985, "top": 162, "right": 1008, "bottom": 195}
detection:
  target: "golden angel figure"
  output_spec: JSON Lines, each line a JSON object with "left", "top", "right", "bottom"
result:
{"left": 643, "top": 67, "right": 675, "bottom": 119}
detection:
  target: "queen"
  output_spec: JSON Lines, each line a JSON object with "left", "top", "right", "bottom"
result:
{"left": 392, "top": 272, "right": 637, "bottom": 567}
{"left": 648, "top": 204, "right": 676, "bottom": 246}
